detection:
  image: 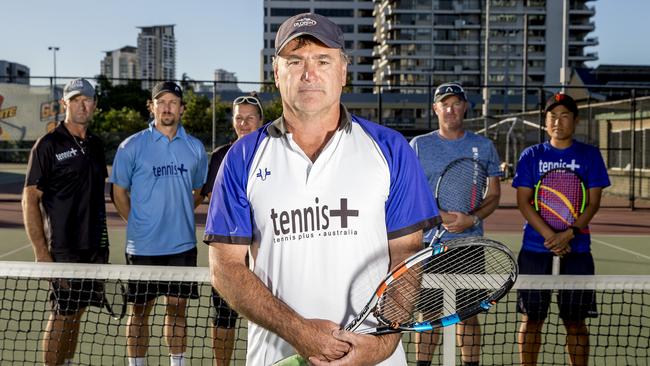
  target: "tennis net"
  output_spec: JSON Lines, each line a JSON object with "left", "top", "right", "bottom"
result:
{"left": 1, "top": 261, "right": 649, "bottom": 365}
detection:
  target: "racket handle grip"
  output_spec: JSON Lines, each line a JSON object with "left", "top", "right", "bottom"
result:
{"left": 552, "top": 255, "right": 560, "bottom": 276}
{"left": 272, "top": 354, "right": 309, "bottom": 366}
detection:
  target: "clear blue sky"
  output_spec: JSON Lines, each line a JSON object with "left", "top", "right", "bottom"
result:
{"left": 1, "top": 0, "right": 648, "bottom": 89}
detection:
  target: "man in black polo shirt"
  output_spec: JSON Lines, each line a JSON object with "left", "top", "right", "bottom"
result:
{"left": 22, "top": 78, "right": 109, "bottom": 366}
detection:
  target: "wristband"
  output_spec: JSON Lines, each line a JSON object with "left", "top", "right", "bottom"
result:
{"left": 570, "top": 225, "right": 581, "bottom": 236}
{"left": 472, "top": 215, "right": 481, "bottom": 227}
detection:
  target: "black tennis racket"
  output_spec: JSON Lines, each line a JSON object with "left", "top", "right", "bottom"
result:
{"left": 50, "top": 277, "right": 127, "bottom": 320}
{"left": 429, "top": 157, "right": 489, "bottom": 245}
{"left": 273, "top": 237, "right": 517, "bottom": 365}
{"left": 93, "top": 279, "right": 128, "bottom": 320}
{"left": 534, "top": 168, "right": 587, "bottom": 274}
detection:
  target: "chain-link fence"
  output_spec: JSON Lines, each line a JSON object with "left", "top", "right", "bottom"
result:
{"left": 1, "top": 76, "right": 649, "bottom": 208}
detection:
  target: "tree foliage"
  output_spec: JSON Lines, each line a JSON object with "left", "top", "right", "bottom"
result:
{"left": 182, "top": 90, "right": 211, "bottom": 135}
{"left": 263, "top": 97, "right": 283, "bottom": 122}
{"left": 95, "top": 75, "right": 150, "bottom": 120}
{"left": 91, "top": 107, "right": 146, "bottom": 134}
{"left": 182, "top": 91, "right": 235, "bottom": 149}
{"left": 90, "top": 77, "right": 264, "bottom": 153}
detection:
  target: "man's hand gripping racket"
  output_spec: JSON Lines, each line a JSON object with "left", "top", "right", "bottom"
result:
{"left": 273, "top": 237, "right": 518, "bottom": 365}
{"left": 430, "top": 157, "right": 489, "bottom": 245}
{"left": 534, "top": 168, "right": 587, "bottom": 275}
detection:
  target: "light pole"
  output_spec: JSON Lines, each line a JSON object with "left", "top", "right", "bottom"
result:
{"left": 48, "top": 46, "right": 60, "bottom": 99}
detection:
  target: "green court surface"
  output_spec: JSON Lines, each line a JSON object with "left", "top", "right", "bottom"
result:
{"left": 1, "top": 228, "right": 649, "bottom": 365}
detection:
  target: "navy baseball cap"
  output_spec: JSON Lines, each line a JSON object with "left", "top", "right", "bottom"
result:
{"left": 63, "top": 78, "right": 95, "bottom": 101}
{"left": 274, "top": 13, "right": 345, "bottom": 55}
{"left": 434, "top": 83, "right": 467, "bottom": 103}
{"left": 545, "top": 93, "right": 578, "bottom": 117}
{"left": 152, "top": 81, "right": 183, "bottom": 100}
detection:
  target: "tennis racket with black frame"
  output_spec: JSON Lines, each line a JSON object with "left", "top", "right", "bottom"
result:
{"left": 273, "top": 237, "right": 518, "bottom": 366}
{"left": 533, "top": 167, "right": 587, "bottom": 274}
{"left": 429, "top": 157, "right": 489, "bottom": 245}
{"left": 93, "top": 279, "right": 128, "bottom": 320}
{"left": 49, "top": 277, "right": 127, "bottom": 321}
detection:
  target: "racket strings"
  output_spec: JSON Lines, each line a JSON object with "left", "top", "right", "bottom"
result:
{"left": 375, "top": 245, "right": 515, "bottom": 326}
{"left": 538, "top": 170, "right": 584, "bottom": 231}
{"left": 437, "top": 159, "right": 488, "bottom": 213}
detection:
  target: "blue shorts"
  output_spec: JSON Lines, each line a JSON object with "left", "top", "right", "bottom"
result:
{"left": 516, "top": 249, "right": 598, "bottom": 321}
{"left": 125, "top": 247, "right": 199, "bottom": 304}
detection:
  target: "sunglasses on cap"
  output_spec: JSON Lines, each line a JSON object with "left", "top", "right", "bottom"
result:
{"left": 234, "top": 96, "right": 262, "bottom": 107}
{"left": 233, "top": 96, "right": 264, "bottom": 119}
{"left": 434, "top": 84, "right": 465, "bottom": 96}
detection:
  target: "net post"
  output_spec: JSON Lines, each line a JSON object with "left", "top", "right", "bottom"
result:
{"left": 442, "top": 287, "right": 456, "bottom": 366}
{"left": 552, "top": 256, "right": 560, "bottom": 276}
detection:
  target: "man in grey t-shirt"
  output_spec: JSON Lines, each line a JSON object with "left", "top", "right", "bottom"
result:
{"left": 410, "top": 83, "right": 503, "bottom": 366}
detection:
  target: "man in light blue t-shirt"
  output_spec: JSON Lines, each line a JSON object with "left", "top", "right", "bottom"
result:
{"left": 110, "top": 81, "right": 207, "bottom": 366}
{"left": 410, "top": 83, "right": 502, "bottom": 366}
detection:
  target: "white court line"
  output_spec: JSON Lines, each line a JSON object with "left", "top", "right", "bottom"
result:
{"left": 591, "top": 238, "right": 650, "bottom": 262}
{"left": 0, "top": 244, "right": 31, "bottom": 259}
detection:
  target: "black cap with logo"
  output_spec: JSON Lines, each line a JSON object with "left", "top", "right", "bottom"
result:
{"left": 544, "top": 93, "right": 578, "bottom": 117}
{"left": 152, "top": 81, "right": 183, "bottom": 100}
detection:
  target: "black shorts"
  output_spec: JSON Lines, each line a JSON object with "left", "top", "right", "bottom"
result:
{"left": 516, "top": 249, "right": 598, "bottom": 321}
{"left": 417, "top": 244, "right": 487, "bottom": 318}
{"left": 49, "top": 247, "right": 109, "bottom": 315}
{"left": 125, "top": 247, "right": 199, "bottom": 304}
{"left": 211, "top": 289, "right": 239, "bottom": 328}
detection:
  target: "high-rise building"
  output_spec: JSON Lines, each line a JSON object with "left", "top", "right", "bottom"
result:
{"left": 137, "top": 25, "right": 176, "bottom": 90}
{"left": 261, "top": 0, "right": 376, "bottom": 92}
{"left": 373, "top": 0, "right": 598, "bottom": 110}
{"left": 214, "top": 69, "right": 241, "bottom": 92}
{"left": 100, "top": 46, "right": 138, "bottom": 85}
{"left": 0, "top": 60, "right": 30, "bottom": 85}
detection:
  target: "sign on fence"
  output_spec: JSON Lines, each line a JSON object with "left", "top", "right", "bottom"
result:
{"left": 0, "top": 83, "right": 64, "bottom": 141}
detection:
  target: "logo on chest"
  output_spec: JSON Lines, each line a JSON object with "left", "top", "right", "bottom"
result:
{"left": 270, "top": 197, "right": 360, "bottom": 244}
{"left": 538, "top": 159, "right": 580, "bottom": 174}
{"left": 55, "top": 147, "right": 79, "bottom": 162}
{"left": 152, "top": 162, "right": 188, "bottom": 177}
{"left": 256, "top": 168, "right": 271, "bottom": 181}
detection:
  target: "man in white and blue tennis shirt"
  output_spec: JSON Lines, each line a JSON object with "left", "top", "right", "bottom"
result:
{"left": 410, "top": 82, "right": 502, "bottom": 366}
{"left": 110, "top": 81, "right": 207, "bottom": 366}
{"left": 513, "top": 93, "right": 610, "bottom": 366}
{"left": 204, "top": 13, "right": 439, "bottom": 366}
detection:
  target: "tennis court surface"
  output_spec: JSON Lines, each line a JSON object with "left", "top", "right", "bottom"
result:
{"left": 1, "top": 164, "right": 649, "bottom": 365}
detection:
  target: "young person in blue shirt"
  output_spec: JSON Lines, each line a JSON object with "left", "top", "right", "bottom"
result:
{"left": 512, "top": 93, "right": 610, "bottom": 366}
{"left": 410, "top": 83, "right": 502, "bottom": 366}
{"left": 110, "top": 81, "right": 208, "bottom": 366}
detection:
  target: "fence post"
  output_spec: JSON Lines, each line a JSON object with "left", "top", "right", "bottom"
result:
{"left": 587, "top": 91, "right": 592, "bottom": 144}
{"left": 212, "top": 81, "right": 217, "bottom": 152}
{"left": 629, "top": 88, "right": 637, "bottom": 210}
{"left": 377, "top": 84, "right": 383, "bottom": 125}
{"left": 428, "top": 75, "right": 432, "bottom": 129}
{"left": 538, "top": 86, "right": 545, "bottom": 143}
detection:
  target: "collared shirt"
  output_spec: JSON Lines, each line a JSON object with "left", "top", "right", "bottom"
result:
{"left": 25, "top": 122, "right": 109, "bottom": 256}
{"left": 512, "top": 140, "right": 610, "bottom": 253}
{"left": 201, "top": 142, "right": 233, "bottom": 198}
{"left": 204, "top": 105, "right": 439, "bottom": 365}
{"left": 410, "top": 130, "right": 503, "bottom": 243}
{"left": 110, "top": 121, "right": 208, "bottom": 256}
